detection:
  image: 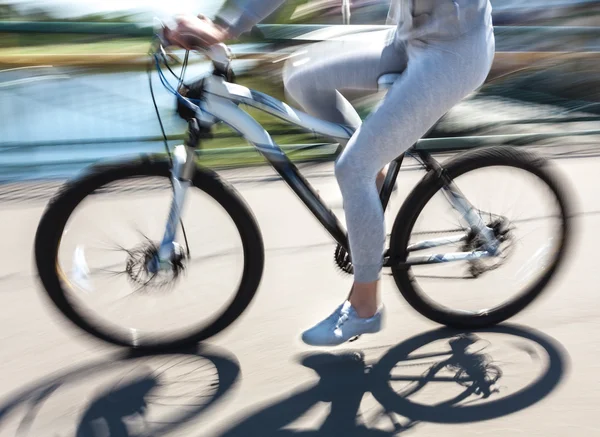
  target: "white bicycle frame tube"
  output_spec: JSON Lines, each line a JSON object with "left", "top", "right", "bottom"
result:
{"left": 202, "top": 75, "right": 355, "bottom": 143}
{"left": 201, "top": 75, "right": 353, "bottom": 247}
{"left": 157, "top": 145, "right": 194, "bottom": 263}
{"left": 157, "top": 75, "right": 354, "bottom": 263}
{"left": 157, "top": 73, "right": 497, "bottom": 266}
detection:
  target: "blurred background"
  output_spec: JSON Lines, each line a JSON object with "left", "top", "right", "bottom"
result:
{"left": 0, "top": 0, "right": 599, "bottom": 182}
{"left": 0, "top": 4, "right": 598, "bottom": 436}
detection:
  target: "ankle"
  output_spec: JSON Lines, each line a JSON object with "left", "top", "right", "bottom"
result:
{"left": 348, "top": 281, "right": 380, "bottom": 318}
{"left": 349, "top": 298, "right": 378, "bottom": 318}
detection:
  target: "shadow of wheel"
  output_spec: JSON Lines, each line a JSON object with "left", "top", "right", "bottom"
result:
{"left": 0, "top": 345, "right": 240, "bottom": 437}
{"left": 370, "top": 324, "right": 569, "bottom": 424}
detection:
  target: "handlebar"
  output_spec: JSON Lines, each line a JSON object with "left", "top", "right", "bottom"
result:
{"left": 150, "top": 19, "right": 237, "bottom": 124}
{"left": 152, "top": 18, "right": 234, "bottom": 73}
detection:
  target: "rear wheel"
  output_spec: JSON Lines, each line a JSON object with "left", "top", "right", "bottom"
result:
{"left": 35, "top": 157, "right": 264, "bottom": 351}
{"left": 390, "top": 146, "right": 572, "bottom": 328}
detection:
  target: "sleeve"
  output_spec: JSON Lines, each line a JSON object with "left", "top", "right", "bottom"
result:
{"left": 214, "top": 0, "right": 288, "bottom": 37}
{"left": 386, "top": 0, "right": 400, "bottom": 25}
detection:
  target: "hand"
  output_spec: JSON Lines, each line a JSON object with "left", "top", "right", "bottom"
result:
{"left": 164, "top": 14, "right": 230, "bottom": 51}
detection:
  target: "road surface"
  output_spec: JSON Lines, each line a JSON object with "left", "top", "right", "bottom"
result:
{"left": 0, "top": 153, "right": 597, "bottom": 437}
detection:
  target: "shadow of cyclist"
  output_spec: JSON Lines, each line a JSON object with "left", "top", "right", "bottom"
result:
{"left": 218, "top": 351, "right": 398, "bottom": 437}
{"left": 75, "top": 375, "right": 158, "bottom": 437}
{"left": 215, "top": 324, "right": 568, "bottom": 436}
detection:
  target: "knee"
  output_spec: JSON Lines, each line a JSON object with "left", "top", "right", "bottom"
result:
{"left": 334, "top": 153, "right": 352, "bottom": 185}
{"left": 335, "top": 150, "right": 368, "bottom": 190}
{"left": 335, "top": 135, "right": 382, "bottom": 191}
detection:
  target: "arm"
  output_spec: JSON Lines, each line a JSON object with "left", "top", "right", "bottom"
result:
{"left": 165, "top": 0, "right": 287, "bottom": 50}
{"left": 214, "top": 0, "right": 288, "bottom": 38}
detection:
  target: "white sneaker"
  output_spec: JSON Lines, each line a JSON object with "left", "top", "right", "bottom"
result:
{"left": 301, "top": 301, "right": 384, "bottom": 347}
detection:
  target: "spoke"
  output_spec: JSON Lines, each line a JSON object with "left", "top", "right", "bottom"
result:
{"left": 412, "top": 227, "right": 467, "bottom": 236}
{"left": 92, "top": 268, "right": 128, "bottom": 278}
{"left": 390, "top": 375, "right": 474, "bottom": 382}
{"left": 392, "top": 351, "right": 452, "bottom": 364}
{"left": 136, "top": 227, "right": 156, "bottom": 245}
{"left": 414, "top": 274, "right": 475, "bottom": 280}
{"left": 153, "top": 357, "right": 212, "bottom": 378}
{"left": 513, "top": 224, "right": 550, "bottom": 244}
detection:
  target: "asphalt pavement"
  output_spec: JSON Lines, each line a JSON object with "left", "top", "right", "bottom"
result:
{"left": 0, "top": 154, "right": 597, "bottom": 437}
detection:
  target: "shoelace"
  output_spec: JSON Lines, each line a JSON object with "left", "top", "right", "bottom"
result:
{"left": 325, "top": 304, "right": 345, "bottom": 324}
{"left": 335, "top": 311, "right": 350, "bottom": 330}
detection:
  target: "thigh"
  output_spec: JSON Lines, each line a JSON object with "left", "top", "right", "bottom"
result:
{"left": 282, "top": 29, "right": 408, "bottom": 93}
{"left": 338, "top": 24, "right": 495, "bottom": 176}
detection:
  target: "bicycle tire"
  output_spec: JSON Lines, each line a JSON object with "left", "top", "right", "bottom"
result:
{"left": 34, "top": 156, "right": 265, "bottom": 351}
{"left": 390, "top": 146, "right": 573, "bottom": 328}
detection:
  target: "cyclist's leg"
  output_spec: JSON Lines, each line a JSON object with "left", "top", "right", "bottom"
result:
{"left": 282, "top": 29, "right": 408, "bottom": 131}
{"left": 302, "top": 21, "right": 495, "bottom": 346}
{"left": 335, "top": 24, "right": 495, "bottom": 286}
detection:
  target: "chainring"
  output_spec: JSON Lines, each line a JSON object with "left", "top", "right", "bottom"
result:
{"left": 334, "top": 244, "right": 354, "bottom": 275}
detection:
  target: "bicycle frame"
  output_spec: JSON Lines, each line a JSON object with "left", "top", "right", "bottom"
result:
{"left": 153, "top": 49, "right": 498, "bottom": 269}
{"left": 158, "top": 73, "right": 357, "bottom": 262}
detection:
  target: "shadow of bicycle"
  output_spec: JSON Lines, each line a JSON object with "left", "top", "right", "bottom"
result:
{"left": 214, "top": 324, "right": 569, "bottom": 437}
{"left": 0, "top": 344, "right": 240, "bottom": 437}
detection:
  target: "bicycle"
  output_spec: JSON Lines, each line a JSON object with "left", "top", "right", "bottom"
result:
{"left": 34, "top": 31, "right": 572, "bottom": 351}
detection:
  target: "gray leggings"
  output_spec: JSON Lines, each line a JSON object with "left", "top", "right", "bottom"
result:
{"left": 282, "top": 24, "right": 495, "bottom": 283}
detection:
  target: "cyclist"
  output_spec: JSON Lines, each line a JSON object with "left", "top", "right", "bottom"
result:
{"left": 164, "top": 0, "right": 495, "bottom": 347}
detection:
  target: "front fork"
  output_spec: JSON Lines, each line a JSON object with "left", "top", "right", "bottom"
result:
{"left": 152, "top": 120, "right": 202, "bottom": 269}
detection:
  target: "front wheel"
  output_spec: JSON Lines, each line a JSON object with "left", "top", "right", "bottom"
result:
{"left": 35, "top": 157, "right": 264, "bottom": 351}
{"left": 390, "top": 146, "right": 573, "bottom": 328}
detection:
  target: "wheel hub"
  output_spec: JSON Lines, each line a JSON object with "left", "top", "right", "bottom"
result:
{"left": 126, "top": 242, "right": 187, "bottom": 290}
{"left": 464, "top": 216, "right": 514, "bottom": 277}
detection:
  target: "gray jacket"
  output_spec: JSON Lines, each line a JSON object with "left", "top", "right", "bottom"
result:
{"left": 216, "top": 0, "right": 492, "bottom": 41}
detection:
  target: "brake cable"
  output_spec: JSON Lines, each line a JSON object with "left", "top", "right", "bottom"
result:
{"left": 147, "top": 45, "right": 192, "bottom": 257}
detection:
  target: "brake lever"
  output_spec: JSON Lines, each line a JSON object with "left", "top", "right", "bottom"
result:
{"left": 151, "top": 17, "right": 185, "bottom": 65}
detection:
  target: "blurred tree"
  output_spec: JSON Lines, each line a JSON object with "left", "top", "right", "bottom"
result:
{"left": 21, "top": 6, "right": 55, "bottom": 21}
{"left": 0, "top": 3, "right": 19, "bottom": 20}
